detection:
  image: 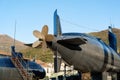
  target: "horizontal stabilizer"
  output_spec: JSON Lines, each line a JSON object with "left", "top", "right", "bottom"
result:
{"left": 57, "top": 38, "right": 86, "bottom": 46}
{"left": 57, "top": 38, "right": 86, "bottom": 50}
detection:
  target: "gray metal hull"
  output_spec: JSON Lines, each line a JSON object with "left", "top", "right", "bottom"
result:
{"left": 0, "top": 67, "right": 23, "bottom": 80}
{"left": 53, "top": 35, "right": 120, "bottom": 72}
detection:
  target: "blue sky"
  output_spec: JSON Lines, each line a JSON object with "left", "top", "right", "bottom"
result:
{"left": 0, "top": 0, "right": 120, "bottom": 43}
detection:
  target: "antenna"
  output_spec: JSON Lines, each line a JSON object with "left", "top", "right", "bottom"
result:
{"left": 110, "top": 17, "right": 115, "bottom": 28}
{"left": 13, "top": 20, "right": 17, "bottom": 46}
{"left": 110, "top": 17, "right": 113, "bottom": 27}
{"left": 110, "top": 17, "right": 112, "bottom": 26}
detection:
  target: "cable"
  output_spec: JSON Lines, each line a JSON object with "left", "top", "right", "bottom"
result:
{"left": 60, "top": 18, "right": 100, "bottom": 32}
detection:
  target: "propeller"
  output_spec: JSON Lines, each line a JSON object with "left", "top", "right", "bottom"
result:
{"left": 32, "top": 25, "right": 54, "bottom": 48}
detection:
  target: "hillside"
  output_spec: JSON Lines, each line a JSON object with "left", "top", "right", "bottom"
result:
{"left": 21, "top": 48, "right": 53, "bottom": 63}
{"left": 0, "top": 34, "right": 53, "bottom": 62}
{"left": 90, "top": 28, "right": 120, "bottom": 52}
{"left": 0, "top": 34, "right": 27, "bottom": 53}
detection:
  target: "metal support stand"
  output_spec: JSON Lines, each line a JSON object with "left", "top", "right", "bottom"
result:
{"left": 63, "top": 64, "right": 66, "bottom": 80}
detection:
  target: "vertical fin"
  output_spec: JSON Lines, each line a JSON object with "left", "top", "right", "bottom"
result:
{"left": 108, "top": 26, "right": 117, "bottom": 52}
{"left": 53, "top": 10, "right": 62, "bottom": 73}
{"left": 54, "top": 51, "right": 61, "bottom": 73}
{"left": 54, "top": 9, "right": 62, "bottom": 37}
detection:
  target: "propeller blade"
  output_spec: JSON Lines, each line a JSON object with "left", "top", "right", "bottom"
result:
{"left": 41, "top": 25, "right": 48, "bottom": 36}
{"left": 33, "top": 30, "right": 45, "bottom": 39}
{"left": 32, "top": 40, "right": 42, "bottom": 48}
{"left": 46, "top": 34, "right": 54, "bottom": 41}
{"left": 32, "top": 25, "right": 53, "bottom": 48}
{"left": 42, "top": 40, "right": 47, "bottom": 49}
